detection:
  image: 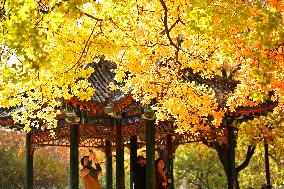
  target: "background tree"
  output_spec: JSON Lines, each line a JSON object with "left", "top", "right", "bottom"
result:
{"left": 173, "top": 136, "right": 284, "bottom": 189}
{"left": 200, "top": 111, "right": 284, "bottom": 188}
{"left": 0, "top": 129, "right": 69, "bottom": 189}
{"left": 237, "top": 142, "right": 284, "bottom": 188}
{"left": 202, "top": 137, "right": 255, "bottom": 189}
{"left": 237, "top": 111, "right": 284, "bottom": 188}
{"left": 174, "top": 143, "right": 227, "bottom": 189}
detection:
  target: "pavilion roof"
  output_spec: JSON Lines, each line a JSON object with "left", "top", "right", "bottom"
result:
{"left": 183, "top": 68, "right": 239, "bottom": 94}
{"left": 0, "top": 59, "right": 279, "bottom": 147}
{"left": 0, "top": 107, "right": 16, "bottom": 118}
{"left": 87, "top": 59, "right": 127, "bottom": 107}
{"left": 65, "top": 59, "right": 136, "bottom": 115}
{"left": 68, "top": 61, "right": 241, "bottom": 114}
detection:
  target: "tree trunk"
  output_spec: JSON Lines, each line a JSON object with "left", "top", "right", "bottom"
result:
{"left": 203, "top": 141, "right": 255, "bottom": 189}
{"left": 215, "top": 143, "right": 239, "bottom": 189}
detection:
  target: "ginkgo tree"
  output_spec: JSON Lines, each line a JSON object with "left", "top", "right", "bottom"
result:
{"left": 0, "top": 0, "right": 283, "bottom": 133}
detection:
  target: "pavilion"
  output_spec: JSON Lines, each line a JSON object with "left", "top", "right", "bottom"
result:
{"left": 0, "top": 59, "right": 277, "bottom": 189}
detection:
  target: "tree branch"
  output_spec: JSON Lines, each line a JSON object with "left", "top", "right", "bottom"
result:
{"left": 168, "top": 17, "right": 180, "bottom": 33}
{"left": 1, "top": 0, "right": 6, "bottom": 10}
{"left": 80, "top": 10, "right": 103, "bottom": 21}
{"left": 228, "top": 64, "right": 241, "bottom": 79}
{"left": 64, "top": 26, "right": 98, "bottom": 74}
{"left": 34, "top": 16, "right": 43, "bottom": 28}
{"left": 268, "top": 154, "right": 284, "bottom": 166}
{"left": 159, "top": 0, "right": 179, "bottom": 50}
{"left": 142, "top": 43, "right": 169, "bottom": 47}
{"left": 236, "top": 144, "right": 256, "bottom": 173}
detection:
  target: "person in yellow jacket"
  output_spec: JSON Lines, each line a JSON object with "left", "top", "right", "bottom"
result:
{"left": 80, "top": 150, "right": 102, "bottom": 189}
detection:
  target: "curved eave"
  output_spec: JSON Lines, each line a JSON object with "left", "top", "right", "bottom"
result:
{"left": 227, "top": 102, "right": 277, "bottom": 117}
{"left": 113, "top": 95, "right": 134, "bottom": 112}
{"left": 0, "top": 108, "right": 21, "bottom": 129}
{"left": 66, "top": 97, "right": 105, "bottom": 114}
{"left": 0, "top": 118, "right": 14, "bottom": 126}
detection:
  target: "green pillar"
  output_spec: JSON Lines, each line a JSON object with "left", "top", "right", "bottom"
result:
{"left": 166, "top": 135, "right": 174, "bottom": 189}
{"left": 116, "top": 118, "right": 125, "bottom": 189}
{"left": 226, "top": 121, "right": 236, "bottom": 189}
{"left": 70, "top": 124, "right": 79, "bottom": 189}
{"left": 130, "top": 135, "right": 138, "bottom": 189}
{"left": 25, "top": 133, "right": 33, "bottom": 189}
{"left": 105, "top": 140, "right": 113, "bottom": 189}
{"left": 264, "top": 140, "right": 272, "bottom": 189}
{"left": 145, "top": 119, "right": 155, "bottom": 189}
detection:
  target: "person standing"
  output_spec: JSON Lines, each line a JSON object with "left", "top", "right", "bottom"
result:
{"left": 80, "top": 150, "right": 102, "bottom": 189}
{"left": 135, "top": 155, "right": 146, "bottom": 189}
{"left": 156, "top": 158, "right": 171, "bottom": 189}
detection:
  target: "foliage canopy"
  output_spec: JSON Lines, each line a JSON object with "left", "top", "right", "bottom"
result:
{"left": 0, "top": 0, "right": 283, "bottom": 132}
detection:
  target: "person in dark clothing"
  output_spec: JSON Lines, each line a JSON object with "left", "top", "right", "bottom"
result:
{"left": 155, "top": 157, "right": 171, "bottom": 189}
{"left": 135, "top": 155, "right": 146, "bottom": 189}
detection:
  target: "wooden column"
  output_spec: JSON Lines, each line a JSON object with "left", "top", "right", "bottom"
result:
{"left": 145, "top": 119, "right": 155, "bottom": 189}
{"left": 70, "top": 124, "right": 79, "bottom": 189}
{"left": 264, "top": 140, "right": 272, "bottom": 189}
{"left": 115, "top": 118, "right": 125, "bottom": 189}
{"left": 25, "top": 133, "right": 33, "bottom": 189}
{"left": 130, "top": 135, "right": 138, "bottom": 189}
{"left": 226, "top": 120, "right": 236, "bottom": 189}
{"left": 105, "top": 140, "right": 113, "bottom": 189}
{"left": 166, "top": 135, "right": 174, "bottom": 189}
